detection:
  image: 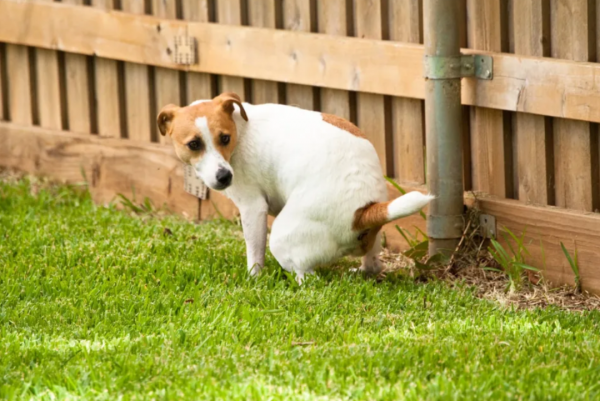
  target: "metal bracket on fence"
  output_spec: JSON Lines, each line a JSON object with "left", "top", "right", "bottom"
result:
{"left": 423, "top": 54, "right": 493, "bottom": 80}
{"left": 173, "top": 35, "right": 198, "bottom": 65}
{"left": 183, "top": 165, "right": 208, "bottom": 199}
{"left": 479, "top": 214, "right": 496, "bottom": 239}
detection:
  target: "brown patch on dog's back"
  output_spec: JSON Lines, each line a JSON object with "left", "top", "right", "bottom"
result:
{"left": 322, "top": 113, "right": 365, "bottom": 138}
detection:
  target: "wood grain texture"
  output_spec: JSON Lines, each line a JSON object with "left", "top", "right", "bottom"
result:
{"left": 217, "top": 0, "right": 246, "bottom": 99}
{"left": 0, "top": 44, "right": 4, "bottom": 121}
{"left": 181, "top": 0, "right": 214, "bottom": 102}
{"left": 34, "top": 0, "right": 62, "bottom": 130}
{"left": 181, "top": 0, "right": 215, "bottom": 220}
{"left": 0, "top": 121, "right": 199, "bottom": 216}
{"left": 62, "top": 0, "right": 92, "bottom": 134}
{"left": 152, "top": 0, "right": 180, "bottom": 145}
{"left": 550, "top": 0, "right": 596, "bottom": 211}
{"left": 121, "top": 0, "right": 153, "bottom": 142}
{"left": 512, "top": 0, "right": 552, "bottom": 205}
{"left": 35, "top": 48, "right": 62, "bottom": 130}
{"left": 248, "top": 0, "right": 280, "bottom": 104}
{"left": 467, "top": 0, "right": 510, "bottom": 198}
{"left": 8, "top": 0, "right": 600, "bottom": 124}
{"left": 5, "top": 44, "right": 32, "bottom": 125}
{"left": 317, "top": 0, "right": 351, "bottom": 120}
{"left": 355, "top": 0, "right": 388, "bottom": 174}
{"left": 282, "top": 0, "right": 314, "bottom": 110}
{"left": 389, "top": 0, "right": 425, "bottom": 185}
{"left": 92, "top": 0, "right": 121, "bottom": 137}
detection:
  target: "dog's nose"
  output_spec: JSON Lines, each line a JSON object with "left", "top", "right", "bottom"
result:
{"left": 216, "top": 169, "right": 232, "bottom": 186}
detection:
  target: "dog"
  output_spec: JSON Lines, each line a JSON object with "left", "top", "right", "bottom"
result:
{"left": 157, "top": 92, "right": 433, "bottom": 282}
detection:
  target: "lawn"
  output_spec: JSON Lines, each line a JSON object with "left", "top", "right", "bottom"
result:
{"left": 1, "top": 177, "right": 600, "bottom": 400}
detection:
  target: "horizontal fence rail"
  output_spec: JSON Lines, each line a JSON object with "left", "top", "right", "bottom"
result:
{"left": 2, "top": 0, "right": 600, "bottom": 124}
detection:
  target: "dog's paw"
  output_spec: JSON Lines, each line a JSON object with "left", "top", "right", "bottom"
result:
{"left": 248, "top": 263, "right": 263, "bottom": 277}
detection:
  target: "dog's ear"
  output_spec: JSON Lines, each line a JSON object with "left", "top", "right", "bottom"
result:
{"left": 157, "top": 104, "right": 180, "bottom": 136}
{"left": 214, "top": 92, "right": 248, "bottom": 122}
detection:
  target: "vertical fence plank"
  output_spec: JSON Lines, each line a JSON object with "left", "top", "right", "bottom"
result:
{"left": 92, "top": 0, "right": 121, "bottom": 137}
{"left": 153, "top": 0, "right": 181, "bottom": 145}
{"left": 355, "top": 0, "right": 389, "bottom": 174}
{"left": 36, "top": 48, "right": 62, "bottom": 130}
{"left": 318, "top": 0, "right": 351, "bottom": 120}
{"left": 217, "top": 0, "right": 247, "bottom": 99}
{"left": 551, "top": 0, "right": 597, "bottom": 211}
{"left": 182, "top": 0, "right": 214, "bottom": 221}
{"left": 182, "top": 0, "right": 214, "bottom": 102}
{"left": 283, "top": 0, "right": 315, "bottom": 110}
{"left": 121, "top": 0, "right": 153, "bottom": 142}
{"left": 389, "top": 0, "right": 425, "bottom": 185}
{"left": 62, "top": 0, "right": 93, "bottom": 133}
{"left": 5, "top": 44, "right": 32, "bottom": 125}
{"left": 467, "top": 0, "right": 511, "bottom": 198}
{"left": 35, "top": 0, "right": 62, "bottom": 130}
{"left": 0, "top": 44, "right": 4, "bottom": 121}
{"left": 512, "top": 0, "right": 552, "bottom": 205}
{"left": 248, "top": 0, "right": 280, "bottom": 104}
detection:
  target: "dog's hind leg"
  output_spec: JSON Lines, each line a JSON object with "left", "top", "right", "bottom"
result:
{"left": 358, "top": 230, "right": 384, "bottom": 275}
{"left": 269, "top": 210, "right": 339, "bottom": 284}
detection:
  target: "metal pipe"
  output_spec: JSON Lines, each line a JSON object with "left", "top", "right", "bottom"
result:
{"left": 423, "top": 0, "right": 465, "bottom": 257}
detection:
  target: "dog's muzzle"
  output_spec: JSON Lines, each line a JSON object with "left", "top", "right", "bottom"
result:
{"left": 214, "top": 168, "right": 233, "bottom": 190}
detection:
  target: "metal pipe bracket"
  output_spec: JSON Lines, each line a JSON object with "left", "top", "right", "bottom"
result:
{"left": 423, "top": 54, "right": 493, "bottom": 80}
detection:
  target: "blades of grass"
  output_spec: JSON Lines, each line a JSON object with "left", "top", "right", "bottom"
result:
{"left": 143, "top": 197, "right": 154, "bottom": 213}
{"left": 540, "top": 239, "right": 546, "bottom": 271}
{"left": 404, "top": 240, "right": 429, "bottom": 260}
{"left": 482, "top": 267, "right": 503, "bottom": 273}
{"left": 514, "top": 263, "right": 539, "bottom": 272}
{"left": 500, "top": 230, "right": 519, "bottom": 261}
{"left": 490, "top": 239, "right": 510, "bottom": 267}
{"left": 414, "top": 226, "right": 429, "bottom": 241}
{"left": 384, "top": 176, "right": 407, "bottom": 195}
{"left": 396, "top": 226, "right": 417, "bottom": 248}
{"left": 560, "top": 242, "right": 581, "bottom": 293}
{"left": 504, "top": 226, "right": 531, "bottom": 257}
{"left": 116, "top": 193, "right": 143, "bottom": 214}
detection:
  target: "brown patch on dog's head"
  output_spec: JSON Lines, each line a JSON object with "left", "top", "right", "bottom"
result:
{"left": 156, "top": 92, "right": 248, "bottom": 190}
{"left": 321, "top": 113, "right": 365, "bottom": 138}
{"left": 156, "top": 92, "right": 248, "bottom": 165}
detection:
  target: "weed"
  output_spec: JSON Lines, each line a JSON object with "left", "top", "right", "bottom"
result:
{"left": 485, "top": 227, "right": 538, "bottom": 293}
{"left": 561, "top": 242, "right": 581, "bottom": 293}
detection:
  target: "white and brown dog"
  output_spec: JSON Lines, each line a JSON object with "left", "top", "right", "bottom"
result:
{"left": 158, "top": 92, "right": 433, "bottom": 282}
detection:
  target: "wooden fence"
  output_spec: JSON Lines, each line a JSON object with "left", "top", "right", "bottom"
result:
{"left": 0, "top": 0, "right": 599, "bottom": 293}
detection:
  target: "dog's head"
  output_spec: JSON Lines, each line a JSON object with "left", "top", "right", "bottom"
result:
{"left": 157, "top": 92, "right": 248, "bottom": 191}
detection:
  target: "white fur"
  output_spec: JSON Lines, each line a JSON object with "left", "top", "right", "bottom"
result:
{"left": 193, "top": 101, "right": 432, "bottom": 283}
{"left": 193, "top": 117, "right": 233, "bottom": 190}
{"left": 387, "top": 192, "right": 435, "bottom": 220}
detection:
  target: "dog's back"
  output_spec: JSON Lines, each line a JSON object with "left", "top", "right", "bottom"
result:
{"left": 228, "top": 103, "right": 388, "bottom": 243}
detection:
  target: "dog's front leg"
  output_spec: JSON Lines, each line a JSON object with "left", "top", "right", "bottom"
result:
{"left": 239, "top": 200, "right": 268, "bottom": 276}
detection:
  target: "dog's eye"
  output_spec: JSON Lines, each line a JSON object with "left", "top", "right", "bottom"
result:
{"left": 187, "top": 139, "right": 202, "bottom": 151}
{"left": 220, "top": 134, "right": 231, "bottom": 146}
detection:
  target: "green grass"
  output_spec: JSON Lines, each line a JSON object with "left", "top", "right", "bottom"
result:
{"left": 1, "top": 178, "right": 600, "bottom": 400}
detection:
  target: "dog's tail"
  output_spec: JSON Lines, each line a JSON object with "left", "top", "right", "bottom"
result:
{"left": 353, "top": 191, "right": 434, "bottom": 231}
